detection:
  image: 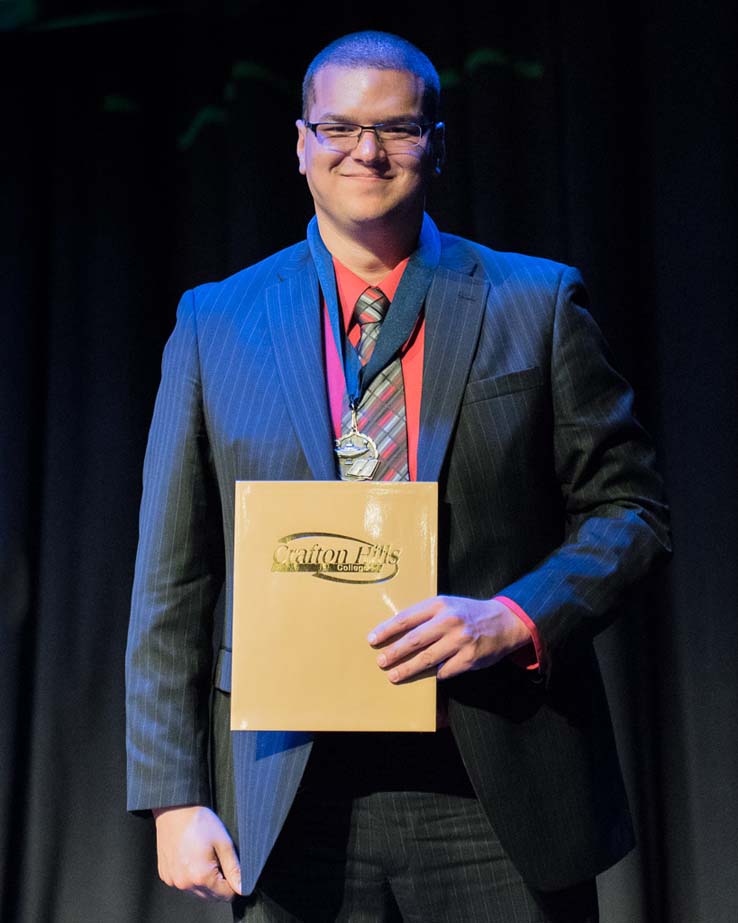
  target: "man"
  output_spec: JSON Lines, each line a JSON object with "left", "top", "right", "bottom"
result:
{"left": 126, "top": 29, "right": 671, "bottom": 922}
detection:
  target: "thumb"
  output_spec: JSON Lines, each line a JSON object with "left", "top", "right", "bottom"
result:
{"left": 214, "top": 837, "right": 242, "bottom": 896}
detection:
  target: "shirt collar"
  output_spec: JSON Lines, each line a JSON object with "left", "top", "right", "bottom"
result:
{"left": 332, "top": 256, "right": 410, "bottom": 331}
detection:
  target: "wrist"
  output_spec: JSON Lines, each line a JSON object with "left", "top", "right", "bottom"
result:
{"left": 152, "top": 804, "right": 199, "bottom": 821}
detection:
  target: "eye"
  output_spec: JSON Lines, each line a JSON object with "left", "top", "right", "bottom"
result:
{"left": 378, "top": 124, "right": 417, "bottom": 140}
{"left": 321, "top": 123, "right": 357, "bottom": 137}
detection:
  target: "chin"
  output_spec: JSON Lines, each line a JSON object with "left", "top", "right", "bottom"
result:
{"left": 345, "top": 197, "right": 418, "bottom": 227}
{"left": 347, "top": 207, "right": 396, "bottom": 225}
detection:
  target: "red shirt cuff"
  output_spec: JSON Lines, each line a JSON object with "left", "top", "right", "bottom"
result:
{"left": 494, "top": 595, "right": 545, "bottom": 673}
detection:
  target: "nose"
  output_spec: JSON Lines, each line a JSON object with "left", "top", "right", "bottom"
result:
{"left": 352, "top": 127, "right": 385, "bottom": 161}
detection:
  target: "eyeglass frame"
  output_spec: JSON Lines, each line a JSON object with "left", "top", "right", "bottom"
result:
{"left": 303, "top": 120, "right": 444, "bottom": 151}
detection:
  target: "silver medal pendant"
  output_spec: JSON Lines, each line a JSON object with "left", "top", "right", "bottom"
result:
{"left": 335, "top": 407, "right": 379, "bottom": 480}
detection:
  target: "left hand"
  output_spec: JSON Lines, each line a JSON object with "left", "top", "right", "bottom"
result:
{"left": 367, "top": 595, "right": 533, "bottom": 682}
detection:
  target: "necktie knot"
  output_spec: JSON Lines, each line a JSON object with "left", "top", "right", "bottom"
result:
{"left": 354, "top": 287, "right": 390, "bottom": 326}
{"left": 354, "top": 287, "right": 390, "bottom": 365}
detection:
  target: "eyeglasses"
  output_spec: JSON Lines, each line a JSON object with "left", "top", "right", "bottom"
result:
{"left": 304, "top": 121, "right": 442, "bottom": 153}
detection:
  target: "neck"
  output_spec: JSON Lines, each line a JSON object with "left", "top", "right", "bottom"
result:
{"left": 315, "top": 213, "right": 423, "bottom": 285}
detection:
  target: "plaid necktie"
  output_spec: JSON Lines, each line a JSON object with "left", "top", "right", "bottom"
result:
{"left": 339, "top": 286, "right": 409, "bottom": 481}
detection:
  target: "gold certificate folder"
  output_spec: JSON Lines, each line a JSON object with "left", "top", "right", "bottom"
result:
{"left": 231, "top": 480, "right": 438, "bottom": 732}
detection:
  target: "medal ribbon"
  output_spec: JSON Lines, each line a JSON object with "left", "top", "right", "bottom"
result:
{"left": 307, "top": 214, "right": 441, "bottom": 411}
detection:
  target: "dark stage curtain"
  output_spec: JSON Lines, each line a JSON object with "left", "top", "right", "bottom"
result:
{"left": 1, "top": 3, "right": 735, "bottom": 921}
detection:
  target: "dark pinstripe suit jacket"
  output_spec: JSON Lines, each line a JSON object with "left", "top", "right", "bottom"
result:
{"left": 126, "top": 214, "right": 671, "bottom": 894}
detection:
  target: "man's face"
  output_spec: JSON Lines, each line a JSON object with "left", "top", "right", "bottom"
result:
{"left": 296, "top": 65, "right": 437, "bottom": 237}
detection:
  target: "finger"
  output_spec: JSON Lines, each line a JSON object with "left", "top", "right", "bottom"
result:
{"left": 435, "top": 650, "right": 471, "bottom": 681}
{"left": 170, "top": 850, "right": 236, "bottom": 902}
{"left": 190, "top": 883, "right": 225, "bottom": 902}
{"left": 383, "top": 638, "right": 456, "bottom": 683}
{"left": 191, "top": 862, "right": 237, "bottom": 902}
{"left": 368, "top": 597, "right": 442, "bottom": 645}
{"left": 376, "top": 620, "right": 446, "bottom": 669}
{"left": 188, "top": 881, "right": 236, "bottom": 903}
{"left": 214, "top": 837, "right": 242, "bottom": 896}
{"left": 204, "top": 874, "right": 238, "bottom": 902}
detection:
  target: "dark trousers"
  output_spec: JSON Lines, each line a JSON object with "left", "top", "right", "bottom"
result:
{"left": 212, "top": 695, "right": 599, "bottom": 923}
{"left": 235, "top": 787, "right": 598, "bottom": 922}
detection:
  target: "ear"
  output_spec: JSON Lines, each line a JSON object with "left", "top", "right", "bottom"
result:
{"left": 296, "top": 119, "right": 307, "bottom": 175}
{"left": 431, "top": 122, "right": 446, "bottom": 176}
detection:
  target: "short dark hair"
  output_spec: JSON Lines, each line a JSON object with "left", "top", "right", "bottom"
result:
{"left": 302, "top": 30, "right": 441, "bottom": 121}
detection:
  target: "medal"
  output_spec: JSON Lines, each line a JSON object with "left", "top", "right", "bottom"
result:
{"left": 335, "top": 405, "right": 379, "bottom": 480}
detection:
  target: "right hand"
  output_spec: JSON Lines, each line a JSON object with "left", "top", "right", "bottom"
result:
{"left": 153, "top": 805, "right": 242, "bottom": 902}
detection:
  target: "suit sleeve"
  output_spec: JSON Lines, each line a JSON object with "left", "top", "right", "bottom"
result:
{"left": 497, "top": 267, "right": 672, "bottom": 672}
{"left": 125, "top": 289, "right": 224, "bottom": 814}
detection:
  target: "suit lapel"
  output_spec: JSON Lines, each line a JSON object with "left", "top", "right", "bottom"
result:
{"left": 418, "top": 258, "right": 489, "bottom": 482}
{"left": 265, "top": 248, "right": 336, "bottom": 481}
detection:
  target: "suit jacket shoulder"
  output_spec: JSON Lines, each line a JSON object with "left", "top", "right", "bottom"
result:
{"left": 186, "top": 239, "right": 311, "bottom": 315}
{"left": 441, "top": 234, "right": 584, "bottom": 296}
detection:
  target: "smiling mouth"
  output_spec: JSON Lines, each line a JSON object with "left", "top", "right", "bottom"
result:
{"left": 340, "top": 174, "right": 390, "bottom": 180}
